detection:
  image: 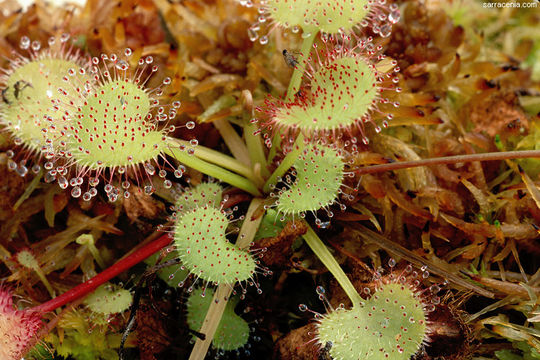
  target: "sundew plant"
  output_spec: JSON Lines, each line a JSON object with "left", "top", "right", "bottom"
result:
{"left": 0, "top": 0, "right": 540, "bottom": 359}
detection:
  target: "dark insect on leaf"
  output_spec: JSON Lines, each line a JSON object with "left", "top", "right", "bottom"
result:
{"left": 282, "top": 49, "right": 299, "bottom": 68}
{"left": 13, "top": 80, "right": 32, "bottom": 99}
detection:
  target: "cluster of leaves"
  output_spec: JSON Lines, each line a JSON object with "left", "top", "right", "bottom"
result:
{"left": 0, "top": 0, "right": 538, "bottom": 359}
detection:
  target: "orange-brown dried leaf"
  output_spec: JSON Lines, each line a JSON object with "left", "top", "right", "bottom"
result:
{"left": 254, "top": 221, "right": 307, "bottom": 268}
{"left": 44, "top": 186, "right": 69, "bottom": 227}
{"left": 137, "top": 303, "right": 172, "bottom": 360}
{"left": 431, "top": 164, "right": 463, "bottom": 184}
{"left": 123, "top": 188, "right": 165, "bottom": 222}
{"left": 360, "top": 174, "right": 386, "bottom": 199}
{"left": 273, "top": 323, "right": 320, "bottom": 360}
{"left": 441, "top": 213, "right": 537, "bottom": 241}
{"left": 419, "top": 187, "right": 465, "bottom": 217}
{"left": 248, "top": 58, "right": 288, "bottom": 94}
{"left": 460, "top": 235, "right": 487, "bottom": 260}
{"left": 189, "top": 73, "right": 243, "bottom": 97}
{"left": 0, "top": 194, "right": 45, "bottom": 243}
{"left": 423, "top": 304, "right": 472, "bottom": 360}
{"left": 219, "top": 18, "right": 253, "bottom": 51}
{"left": 384, "top": 178, "right": 433, "bottom": 220}
{"left": 464, "top": 91, "right": 529, "bottom": 139}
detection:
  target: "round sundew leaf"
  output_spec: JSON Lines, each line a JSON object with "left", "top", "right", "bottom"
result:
{"left": 0, "top": 287, "right": 42, "bottom": 360}
{"left": 273, "top": 56, "right": 378, "bottom": 134}
{"left": 173, "top": 206, "right": 256, "bottom": 285}
{"left": 187, "top": 288, "right": 250, "bottom": 351}
{"left": 307, "top": 1, "right": 371, "bottom": 34}
{"left": 175, "top": 182, "right": 223, "bottom": 214}
{"left": 276, "top": 144, "right": 345, "bottom": 216}
{"left": 69, "top": 80, "right": 166, "bottom": 169}
{"left": 317, "top": 283, "right": 428, "bottom": 360}
{"left": 16, "top": 250, "right": 40, "bottom": 271}
{"left": 83, "top": 283, "right": 133, "bottom": 316}
{"left": 264, "top": 0, "right": 371, "bottom": 34}
{"left": 264, "top": 0, "right": 312, "bottom": 32}
{"left": 1, "top": 59, "right": 87, "bottom": 152}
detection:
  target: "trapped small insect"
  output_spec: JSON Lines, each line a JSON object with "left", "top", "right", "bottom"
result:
{"left": 282, "top": 49, "right": 299, "bottom": 68}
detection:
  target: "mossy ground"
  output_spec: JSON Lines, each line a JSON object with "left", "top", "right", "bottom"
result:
{"left": 0, "top": 0, "right": 539, "bottom": 359}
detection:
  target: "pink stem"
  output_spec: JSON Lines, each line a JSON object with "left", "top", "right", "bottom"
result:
{"left": 33, "top": 234, "right": 172, "bottom": 314}
{"left": 355, "top": 150, "right": 540, "bottom": 175}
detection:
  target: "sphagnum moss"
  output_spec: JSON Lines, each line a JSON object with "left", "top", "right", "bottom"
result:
{"left": 0, "top": 234, "right": 173, "bottom": 360}
{"left": 5, "top": 2, "right": 540, "bottom": 360}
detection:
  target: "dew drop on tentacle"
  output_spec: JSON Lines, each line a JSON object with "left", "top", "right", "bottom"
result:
{"left": 248, "top": 28, "right": 259, "bottom": 42}
{"left": 389, "top": 4, "right": 401, "bottom": 24}
{"left": 115, "top": 60, "right": 129, "bottom": 71}
{"left": 58, "top": 176, "right": 68, "bottom": 189}
{"left": 20, "top": 36, "right": 30, "bottom": 49}
{"left": 71, "top": 186, "right": 82, "bottom": 198}
{"left": 364, "top": 287, "right": 371, "bottom": 295}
